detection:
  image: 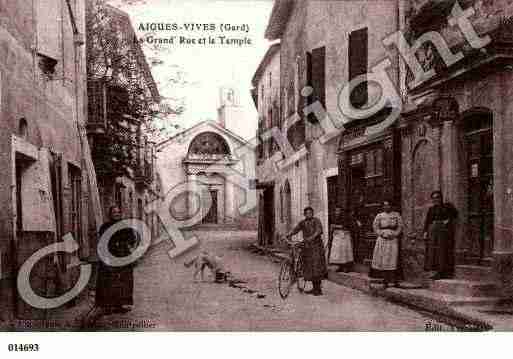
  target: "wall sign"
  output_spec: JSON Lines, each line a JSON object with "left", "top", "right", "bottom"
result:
{"left": 350, "top": 153, "right": 364, "bottom": 166}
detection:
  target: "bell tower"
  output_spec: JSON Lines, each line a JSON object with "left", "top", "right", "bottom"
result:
{"left": 217, "top": 86, "right": 244, "bottom": 136}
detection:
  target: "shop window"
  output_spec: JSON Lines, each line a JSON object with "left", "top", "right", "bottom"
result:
{"left": 365, "top": 151, "right": 374, "bottom": 176}
{"left": 375, "top": 149, "right": 383, "bottom": 176}
{"left": 363, "top": 147, "right": 385, "bottom": 205}
{"left": 365, "top": 148, "right": 384, "bottom": 177}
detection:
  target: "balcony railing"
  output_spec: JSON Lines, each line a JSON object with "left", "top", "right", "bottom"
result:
{"left": 135, "top": 160, "right": 153, "bottom": 186}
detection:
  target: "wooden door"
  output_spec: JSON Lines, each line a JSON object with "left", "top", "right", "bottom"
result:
{"left": 263, "top": 187, "right": 274, "bottom": 245}
{"left": 348, "top": 144, "right": 386, "bottom": 264}
{"left": 203, "top": 190, "right": 218, "bottom": 224}
{"left": 465, "top": 116, "right": 493, "bottom": 261}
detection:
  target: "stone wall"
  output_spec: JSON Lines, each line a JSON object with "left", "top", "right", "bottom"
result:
{"left": 304, "top": 0, "right": 400, "bottom": 236}
{"left": 0, "top": 0, "right": 90, "bottom": 320}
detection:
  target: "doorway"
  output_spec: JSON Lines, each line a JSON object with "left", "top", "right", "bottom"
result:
{"left": 202, "top": 190, "right": 219, "bottom": 224}
{"left": 283, "top": 180, "right": 292, "bottom": 233}
{"left": 262, "top": 186, "right": 275, "bottom": 246}
{"left": 464, "top": 110, "right": 494, "bottom": 262}
{"left": 346, "top": 144, "right": 386, "bottom": 264}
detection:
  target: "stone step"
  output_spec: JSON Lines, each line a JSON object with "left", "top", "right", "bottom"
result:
{"left": 328, "top": 270, "right": 379, "bottom": 292}
{"left": 454, "top": 265, "right": 494, "bottom": 282}
{"left": 463, "top": 257, "right": 493, "bottom": 267}
{"left": 429, "top": 279, "right": 498, "bottom": 297}
{"left": 327, "top": 271, "right": 501, "bottom": 308}
{"left": 385, "top": 287, "right": 502, "bottom": 311}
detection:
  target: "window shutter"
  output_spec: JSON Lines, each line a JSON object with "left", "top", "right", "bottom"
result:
{"left": 306, "top": 51, "right": 314, "bottom": 122}
{"left": 21, "top": 149, "right": 56, "bottom": 232}
{"left": 349, "top": 28, "right": 368, "bottom": 108}
{"left": 311, "top": 47, "right": 326, "bottom": 107}
{"left": 37, "top": 0, "right": 61, "bottom": 60}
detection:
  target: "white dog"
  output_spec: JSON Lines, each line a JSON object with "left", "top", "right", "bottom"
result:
{"left": 184, "top": 251, "right": 228, "bottom": 282}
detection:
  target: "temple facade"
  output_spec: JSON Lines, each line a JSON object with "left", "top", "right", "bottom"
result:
{"left": 156, "top": 89, "right": 257, "bottom": 230}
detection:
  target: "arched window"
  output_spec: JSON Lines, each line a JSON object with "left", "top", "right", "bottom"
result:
{"left": 188, "top": 132, "right": 230, "bottom": 156}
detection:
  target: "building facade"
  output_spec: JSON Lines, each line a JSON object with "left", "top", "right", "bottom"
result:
{"left": 157, "top": 89, "right": 257, "bottom": 230}
{"left": 259, "top": 0, "right": 513, "bottom": 300}
{"left": 260, "top": 0, "right": 400, "bottom": 252}
{"left": 0, "top": 0, "right": 95, "bottom": 320}
{"left": 254, "top": 43, "right": 309, "bottom": 245}
{"left": 397, "top": 0, "right": 513, "bottom": 296}
{"left": 86, "top": 4, "right": 162, "bottom": 246}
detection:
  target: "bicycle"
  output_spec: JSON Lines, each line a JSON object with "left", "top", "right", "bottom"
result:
{"left": 278, "top": 238, "right": 306, "bottom": 299}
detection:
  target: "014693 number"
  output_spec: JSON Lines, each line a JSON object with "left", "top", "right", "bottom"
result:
{"left": 7, "top": 344, "right": 39, "bottom": 352}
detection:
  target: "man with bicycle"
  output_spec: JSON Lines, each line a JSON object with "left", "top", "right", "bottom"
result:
{"left": 286, "top": 207, "right": 327, "bottom": 296}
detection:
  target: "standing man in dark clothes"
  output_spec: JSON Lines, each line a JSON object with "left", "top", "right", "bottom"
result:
{"left": 423, "top": 190, "right": 459, "bottom": 280}
{"left": 287, "top": 207, "right": 327, "bottom": 296}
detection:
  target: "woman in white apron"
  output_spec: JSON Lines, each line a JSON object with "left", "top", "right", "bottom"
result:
{"left": 369, "top": 200, "right": 403, "bottom": 288}
{"left": 329, "top": 225, "right": 355, "bottom": 272}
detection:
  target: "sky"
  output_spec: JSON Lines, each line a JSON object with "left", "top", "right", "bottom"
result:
{"left": 109, "top": 0, "right": 275, "bottom": 141}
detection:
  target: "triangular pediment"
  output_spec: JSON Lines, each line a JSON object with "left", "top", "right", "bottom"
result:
{"left": 156, "top": 120, "right": 252, "bottom": 152}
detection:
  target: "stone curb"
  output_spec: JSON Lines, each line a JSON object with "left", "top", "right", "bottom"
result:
{"left": 251, "top": 243, "right": 494, "bottom": 331}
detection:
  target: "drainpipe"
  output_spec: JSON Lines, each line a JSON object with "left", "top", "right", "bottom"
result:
{"left": 66, "top": 0, "right": 103, "bottom": 259}
{"left": 67, "top": 0, "right": 87, "bottom": 257}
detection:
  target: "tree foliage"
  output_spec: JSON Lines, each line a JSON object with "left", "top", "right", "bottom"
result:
{"left": 86, "top": 0, "right": 183, "bottom": 176}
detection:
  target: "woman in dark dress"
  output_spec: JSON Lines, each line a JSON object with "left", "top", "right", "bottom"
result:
{"left": 423, "top": 191, "right": 458, "bottom": 280}
{"left": 287, "top": 207, "right": 327, "bottom": 296}
{"left": 95, "top": 206, "right": 138, "bottom": 314}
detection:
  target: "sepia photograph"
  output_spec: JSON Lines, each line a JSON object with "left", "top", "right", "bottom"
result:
{"left": 1, "top": 0, "right": 513, "bottom": 342}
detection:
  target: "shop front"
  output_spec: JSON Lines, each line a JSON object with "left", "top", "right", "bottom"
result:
{"left": 336, "top": 110, "right": 402, "bottom": 267}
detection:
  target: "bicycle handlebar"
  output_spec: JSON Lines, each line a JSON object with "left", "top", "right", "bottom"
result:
{"left": 283, "top": 237, "right": 304, "bottom": 247}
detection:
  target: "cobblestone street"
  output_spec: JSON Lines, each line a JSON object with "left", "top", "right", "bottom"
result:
{"left": 92, "top": 230, "right": 450, "bottom": 331}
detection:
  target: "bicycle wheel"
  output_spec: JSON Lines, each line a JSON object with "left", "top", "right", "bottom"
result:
{"left": 278, "top": 260, "right": 293, "bottom": 299}
{"left": 296, "top": 256, "right": 306, "bottom": 293}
